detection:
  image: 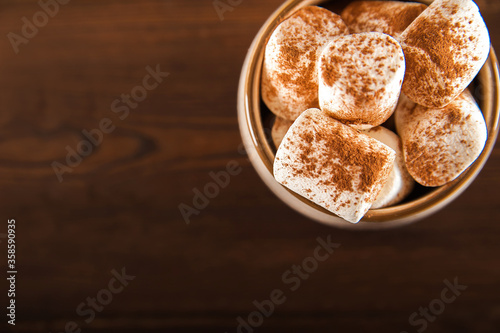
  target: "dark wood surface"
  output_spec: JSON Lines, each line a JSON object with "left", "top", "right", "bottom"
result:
{"left": 0, "top": 0, "right": 499, "bottom": 332}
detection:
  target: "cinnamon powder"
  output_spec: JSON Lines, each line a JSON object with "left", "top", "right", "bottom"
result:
{"left": 404, "top": 96, "right": 470, "bottom": 186}
{"left": 291, "top": 113, "right": 391, "bottom": 194}
{"left": 263, "top": 6, "right": 349, "bottom": 119}
{"left": 277, "top": 44, "right": 320, "bottom": 110}
{"left": 342, "top": 1, "right": 427, "bottom": 37}
{"left": 319, "top": 33, "right": 402, "bottom": 125}
{"left": 400, "top": 0, "right": 487, "bottom": 107}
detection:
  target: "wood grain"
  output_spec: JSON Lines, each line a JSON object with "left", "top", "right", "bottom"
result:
{"left": 0, "top": 0, "right": 499, "bottom": 332}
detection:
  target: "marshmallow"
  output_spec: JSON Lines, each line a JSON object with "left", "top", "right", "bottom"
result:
{"left": 318, "top": 32, "right": 405, "bottom": 129}
{"left": 261, "top": 6, "right": 349, "bottom": 121}
{"left": 274, "top": 108, "right": 396, "bottom": 223}
{"left": 362, "top": 127, "right": 415, "bottom": 208}
{"left": 394, "top": 93, "right": 416, "bottom": 135}
{"left": 395, "top": 91, "right": 487, "bottom": 187}
{"left": 400, "top": 0, "right": 490, "bottom": 108}
{"left": 272, "top": 117, "right": 293, "bottom": 149}
{"left": 341, "top": 1, "right": 427, "bottom": 40}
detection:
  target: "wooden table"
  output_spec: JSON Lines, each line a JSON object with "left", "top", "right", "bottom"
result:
{"left": 0, "top": 1, "right": 499, "bottom": 332}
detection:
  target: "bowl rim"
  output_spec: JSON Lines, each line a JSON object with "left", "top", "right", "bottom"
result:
{"left": 237, "top": 0, "right": 500, "bottom": 230}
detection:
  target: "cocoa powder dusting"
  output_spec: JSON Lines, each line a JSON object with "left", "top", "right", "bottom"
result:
{"left": 405, "top": 100, "right": 469, "bottom": 185}
{"left": 277, "top": 45, "right": 320, "bottom": 109}
{"left": 320, "top": 49, "right": 342, "bottom": 88}
{"left": 267, "top": 6, "right": 348, "bottom": 118}
{"left": 320, "top": 34, "right": 401, "bottom": 125}
{"left": 300, "top": 130, "right": 354, "bottom": 192}
{"left": 404, "top": 8, "right": 470, "bottom": 83}
{"left": 295, "top": 6, "right": 331, "bottom": 32}
{"left": 261, "top": 68, "right": 278, "bottom": 100}
{"left": 401, "top": 1, "right": 484, "bottom": 107}
{"left": 342, "top": 1, "right": 427, "bottom": 36}
{"left": 445, "top": 108, "right": 462, "bottom": 129}
{"left": 405, "top": 140, "right": 445, "bottom": 186}
{"left": 292, "top": 114, "right": 390, "bottom": 193}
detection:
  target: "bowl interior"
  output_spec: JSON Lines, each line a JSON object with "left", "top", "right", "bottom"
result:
{"left": 238, "top": 0, "right": 500, "bottom": 229}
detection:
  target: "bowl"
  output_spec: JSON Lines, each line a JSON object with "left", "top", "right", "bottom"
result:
{"left": 237, "top": 0, "right": 500, "bottom": 229}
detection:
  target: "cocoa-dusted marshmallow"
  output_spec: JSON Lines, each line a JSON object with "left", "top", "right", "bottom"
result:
{"left": 272, "top": 117, "right": 293, "bottom": 149}
{"left": 261, "top": 6, "right": 349, "bottom": 121}
{"left": 274, "top": 108, "right": 395, "bottom": 223}
{"left": 394, "top": 93, "right": 416, "bottom": 135}
{"left": 362, "top": 127, "right": 414, "bottom": 208}
{"left": 341, "top": 1, "right": 427, "bottom": 40}
{"left": 395, "top": 91, "right": 487, "bottom": 187}
{"left": 318, "top": 32, "right": 405, "bottom": 129}
{"left": 400, "top": 0, "right": 490, "bottom": 108}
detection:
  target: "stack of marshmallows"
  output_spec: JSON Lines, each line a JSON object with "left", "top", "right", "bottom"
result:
{"left": 263, "top": 0, "right": 490, "bottom": 223}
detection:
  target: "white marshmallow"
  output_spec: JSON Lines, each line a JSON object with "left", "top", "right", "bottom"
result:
{"left": 400, "top": 0, "right": 490, "bottom": 108}
{"left": 341, "top": 1, "right": 427, "bottom": 40}
{"left": 394, "top": 93, "right": 417, "bottom": 136}
{"left": 274, "top": 108, "right": 395, "bottom": 223}
{"left": 362, "top": 127, "right": 415, "bottom": 208}
{"left": 318, "top": 32, "right": 405, "bottom": 129}
{"left": 261, "top": 6, "right": 349, "bottom": 121}
{"left": 395, "top": 91, "right": 488, "bottom": 187}
{"left": 272, "top": 117, "right": 293, "bottom": 149}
